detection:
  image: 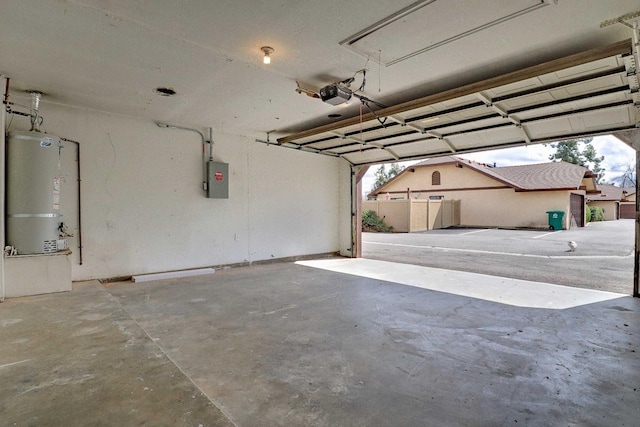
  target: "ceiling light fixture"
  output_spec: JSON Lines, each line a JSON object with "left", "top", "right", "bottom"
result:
{"left": 261, "top": 46, "right": 274, "bottom": 64}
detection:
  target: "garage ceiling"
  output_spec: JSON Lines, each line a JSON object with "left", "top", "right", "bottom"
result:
{"left": 278, "top": 40, "right": 639, "bottom": 165}
{"left": 0, "top": 1, "right": 639, "bottom": 153}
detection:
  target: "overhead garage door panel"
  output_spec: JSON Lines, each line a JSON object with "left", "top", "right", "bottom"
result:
{"left": 497, "top": 75, "right": 629, "bottom": 112}
{"left": 485, "top": 56, "right": 626, "bottom": 99}
{"left": 525, "top": 118, "right": 575, "bottom": 139}
{"left": 386, "top": 140, "right": 444, "bottom": 158}
{"left": 438, "top": 94, "right": 482, "bottom": 110}
{"left": 426, "top": 115, "right": 507, "bottom": 136}
{"left": 511, "top": 91, "right": 632, "bottom": 121}
{"left": 450, "top": 127, "right": 522, "bottom": 150}
{"left": 278, "top": 40, "right": 638, "bottom": 166}
{"left": 553, "top": 56, "right": 624, "bottom": 80}
{"left": 341, "top": 149, "right": 393, "bottom": 165}
{"left": 571, "top": 106, "right": 634, "bottom": 131}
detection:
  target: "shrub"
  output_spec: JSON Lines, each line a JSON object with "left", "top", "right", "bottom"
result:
{"left": 586, "top": 206, "right": 592, "bottom": 223}
{"left": 588, "top": 205, "right": 605, "bottom": 222}
{"left": 362, "top": 210, "right": 393, "bottom": 232}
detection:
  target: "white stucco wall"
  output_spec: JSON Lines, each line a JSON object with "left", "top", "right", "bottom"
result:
{"left": 8, "top": 103, "right": 350, "bottom": 281}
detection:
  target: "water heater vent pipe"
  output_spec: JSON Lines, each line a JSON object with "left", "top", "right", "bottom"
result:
{"left": 27, "top": 90, "right": 43, "bottom": 132}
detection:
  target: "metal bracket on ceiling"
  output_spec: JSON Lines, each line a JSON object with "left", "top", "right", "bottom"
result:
{"left": 329, "top": 130, "right": 364, "bottom": 144}
{"left": 440, "top": 137, "right": 457, "bottom": 154}
{"left": 600, "top": 11, "right": 640, "bottom": 29}
{"left": 476, "top": 91, "right": 532, "bottom": 144}
{"left": 265, "top": 129, "right": 278, "bottom": 146}
{"left": 365, "top": 142, "right": 400, "bottom": 160}
{"left": 424, "top": 129, "right": 456, "bottom": 153}
{"left": 332, "top": 126, "right": 400, "bottom": 160}
{"left": 477, "top": 92, "right": 509, "bottom": 121}
{"left": 388, "top": 115, "right": 425, "bottom": 133}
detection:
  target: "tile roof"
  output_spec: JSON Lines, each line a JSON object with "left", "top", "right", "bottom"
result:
{"left": 372, "top": 155, "right": 592, "bottom": 196}
{"left": 489, "top": 161, "right": 589, "bottom": 190}
{"left": 593, "top": 184, "right": 624, "bottom": 201}
{"left": 413, "top": 156, "right": 589, "bottom": 190}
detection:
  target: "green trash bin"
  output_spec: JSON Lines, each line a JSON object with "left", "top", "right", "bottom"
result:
{"left": 546, "top": 210, "right": 565, "bottom": 230}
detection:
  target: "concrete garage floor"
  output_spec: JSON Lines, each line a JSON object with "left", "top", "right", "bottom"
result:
{"left": 1, "top": 259, "right": 639, "bottom": 426}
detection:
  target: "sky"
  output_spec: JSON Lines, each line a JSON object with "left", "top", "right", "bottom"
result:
{"left": 361, "top": 135, "right": 636, "bottom": 198}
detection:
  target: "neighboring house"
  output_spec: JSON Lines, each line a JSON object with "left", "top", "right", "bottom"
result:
{"left": 368, "top": 156, "right": 599, "bottom": 230}
{"left": 620, "top": 188, "right": 636, "bottom": 219}
{"left": 587, "top": 184, "right": 622, "bottom": 221}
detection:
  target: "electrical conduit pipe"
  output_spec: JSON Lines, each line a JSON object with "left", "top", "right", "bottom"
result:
{"left": 156, "top": 123, "right": 213, "bottom": 193}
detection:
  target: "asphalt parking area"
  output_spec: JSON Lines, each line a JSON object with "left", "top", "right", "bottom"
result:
{"left": 363, "top": 219, "right": 635, "bottom": 294}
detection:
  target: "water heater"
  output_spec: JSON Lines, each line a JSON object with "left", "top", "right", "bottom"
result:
{"left": 6, "top": 131, "right": 62, "bottom": 254}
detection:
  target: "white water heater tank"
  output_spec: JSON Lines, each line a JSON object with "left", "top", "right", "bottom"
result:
{"left": 6, "top": 131, "right": 62, "bottom": 254}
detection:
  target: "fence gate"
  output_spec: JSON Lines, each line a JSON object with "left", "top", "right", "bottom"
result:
{"left": 570, "top": 193, "right": 584, "bottom": 227}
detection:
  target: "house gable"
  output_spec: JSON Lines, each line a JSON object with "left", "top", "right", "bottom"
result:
{"left": 370, "top": 160, "right": 511, "bottom": 199}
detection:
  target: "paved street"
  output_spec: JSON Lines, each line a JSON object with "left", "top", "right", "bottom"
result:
{"left": 363, "top": 219, "right": 635, "bottom": 294}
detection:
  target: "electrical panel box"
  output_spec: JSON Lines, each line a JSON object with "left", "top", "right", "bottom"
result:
{"left": 207, "top": 161, "right": 229, "bottom": 199}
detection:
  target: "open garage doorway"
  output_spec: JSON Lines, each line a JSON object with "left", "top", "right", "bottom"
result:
{"left": 282, "top": 40, "right": 640, "bottom": 297}
{"left": 357, "top": 135, "right": 637, "bottom": 295}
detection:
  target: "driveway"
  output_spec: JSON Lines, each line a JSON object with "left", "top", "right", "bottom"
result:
{"left": 363, "top": 219, "right": 635, "bottom": 294}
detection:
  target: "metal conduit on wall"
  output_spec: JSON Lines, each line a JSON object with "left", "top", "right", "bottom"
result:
{"left": 61, "top": 138, "right": 83, "bottom": 265}
{"left": 1, "top": 76, "right": 5, "bottom": 301}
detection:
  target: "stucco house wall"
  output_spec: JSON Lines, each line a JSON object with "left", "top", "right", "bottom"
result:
{"left": 427, "top": 188, "right": 574, "bottom": 229}
{"left": 372, "top": 158, "right": 588, "bottom": 230}
{"left": 588, "top": 200, "right": 619, "bottom": 221}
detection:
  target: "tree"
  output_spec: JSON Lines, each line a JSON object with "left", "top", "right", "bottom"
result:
{"left": 547, "top": 137, "right": 605, "bottom": 183}
{"left": 371, "top": 163, "right": 404, "bottom": 192}
{"left": 613, "top": 162, "right": 636, "bottom": 188}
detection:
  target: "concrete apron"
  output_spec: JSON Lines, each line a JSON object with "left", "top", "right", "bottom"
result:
{"left": 2, "top": 259, "right": 639, "bottom": 426}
